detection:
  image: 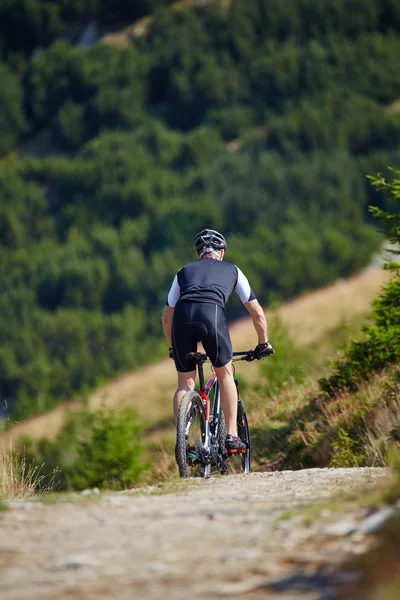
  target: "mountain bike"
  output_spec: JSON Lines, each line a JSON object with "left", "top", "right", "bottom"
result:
{"left": 175, "top": 349, "right": 271, "bottom": 478}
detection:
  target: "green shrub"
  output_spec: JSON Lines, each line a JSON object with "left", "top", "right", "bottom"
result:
{"left": 319, "top": 166, "right": 400, "bottom": 396}
{"left": 21, "top": 407, "right": 147, "bottom": 491}
{"left": 330, "top": 428, "right": 362, "bottom": 467}
{"left": 204, "top": 105, "right": 256, "bottom": 141}
{"left": 68, "top": 407, "right": 147, "bottom": 490}
{"left": 25, "top": 42, "right": 147, "bottom": 148}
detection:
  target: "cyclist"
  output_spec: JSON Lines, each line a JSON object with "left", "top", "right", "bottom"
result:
{"left": 162, "top": 228, "right": 274, "bottom": 453}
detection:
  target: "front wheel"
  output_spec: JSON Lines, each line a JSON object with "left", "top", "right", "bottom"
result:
{"left": 229, "top": 395, "right": 251, "bottom": 474}
{"left": 176, "top": 391, "right": 208, "bottom": 478}
{"left": 217, "top": 409, "right": 229, "bottom": 475}
{"left": 237, "top": 396, "right": 251, "bottom": 473}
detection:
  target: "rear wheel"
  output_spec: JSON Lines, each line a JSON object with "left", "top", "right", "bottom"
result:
{"left": 176, "top": 391, "right": 207, "bottom": 478}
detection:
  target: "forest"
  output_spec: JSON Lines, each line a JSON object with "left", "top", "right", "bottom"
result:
{"left": 1, "top": 0, "right": 400, "bottom": 419}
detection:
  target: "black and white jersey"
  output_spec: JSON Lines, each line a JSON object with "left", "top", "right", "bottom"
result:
{"left": 166, "top": 258, "right": 256, "bottom": 309}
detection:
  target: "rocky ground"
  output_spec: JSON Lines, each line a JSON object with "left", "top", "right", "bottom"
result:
{"left": 0, "top": 467, "right": 395, "bottom": 600}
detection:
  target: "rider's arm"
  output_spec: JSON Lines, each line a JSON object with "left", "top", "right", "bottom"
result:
{"left": 162, "top": 305, "right": 174, "bottom": 346}
{"left": 162, "top": 273, "right": 180, "bottom": 346}
{"left": 234, "top": 266, "right": 268, "bottom": 342}
{"left": 244, "top": 299, "right": 268, "bottom": 344}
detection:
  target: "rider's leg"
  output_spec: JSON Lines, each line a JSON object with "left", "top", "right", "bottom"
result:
{"left": 214, "top": 362, "right": 238, "bottom": 436}
{"left": 173, "top": 370, "right": 196, "bottom": 421}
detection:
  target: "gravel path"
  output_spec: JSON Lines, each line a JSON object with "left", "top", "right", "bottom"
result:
{"left": 0, "top": 468, "right": 390, "bottom": 600}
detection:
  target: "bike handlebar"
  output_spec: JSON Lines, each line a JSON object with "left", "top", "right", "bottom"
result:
{"left": 232, "top": 349, "right": 274, "bottom": 362}
{"left": 179, "top": 349, "right": 275, "bottom": 365}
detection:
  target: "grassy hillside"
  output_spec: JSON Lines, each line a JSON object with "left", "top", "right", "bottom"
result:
{"left": 1, "top": 0, "right": 400, "bottom": 421}
{"left": 1, "top": 262, "right": 392, "bottom": 490}
{"left": 1, "top": 265, "right": 389, "bottom": 447}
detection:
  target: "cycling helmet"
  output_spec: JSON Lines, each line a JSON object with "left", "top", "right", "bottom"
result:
{"left": 193, "top": 229, "right": 227, "bottom": 251}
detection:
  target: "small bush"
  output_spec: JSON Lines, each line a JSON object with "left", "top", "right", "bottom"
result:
{"left": 319, "top": 166, "right": 400, "bottom": 396}
{"left": 68, "top": 407, "right": 146, "bottom": 490}
{"left": 22, "top": 407, "right": 148, "bottom": 491}
{"left": 330, "top": 428, "right": 362, "bottom": 467}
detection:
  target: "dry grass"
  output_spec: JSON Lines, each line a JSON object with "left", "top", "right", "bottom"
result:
{"left": 386, "top": 98, "right": 400, "bottom": 115}
{"left": 250, "top": 366, "right": 400, "bottom": 471}
{"left": 0, "top": 442, "right": 56, "bottom": 501}
{"left": 141, "top": 437, "right": 178, "bottom": 485}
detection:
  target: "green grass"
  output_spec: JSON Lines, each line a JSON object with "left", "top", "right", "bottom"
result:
{"left": 245, "top": 309, "right": 400, "bottom": 472}
{"left": 248, "top": 366, "right": 400, "bottom": 471}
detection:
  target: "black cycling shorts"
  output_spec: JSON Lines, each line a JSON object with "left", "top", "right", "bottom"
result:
{"left": 171, "top": 302, "right": 232, "bottom": 372}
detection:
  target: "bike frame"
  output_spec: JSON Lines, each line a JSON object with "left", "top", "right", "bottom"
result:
{"left": 193, "top": 354, "right": 246, "bottom": 459}
{"left": 196, "top": 362, "right": 218, "bottom": 456}
{"left": 179, "top": 349, "right": 270, "bottom": 477}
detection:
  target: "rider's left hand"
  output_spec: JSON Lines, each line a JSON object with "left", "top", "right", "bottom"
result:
{"left": 254, "top": 341, "right": 275, "bottom": 359}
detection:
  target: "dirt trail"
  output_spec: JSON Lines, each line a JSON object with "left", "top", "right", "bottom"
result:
{"left": 0, "top": 467, "right": 390, "bottom": 600}
{"left": 1, "top": 266, "right": 389, "bottom": 446}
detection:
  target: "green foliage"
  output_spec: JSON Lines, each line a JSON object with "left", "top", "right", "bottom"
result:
{"left": 266, "top": 91, "right": 400, "bottom": 155}
{"left": 320, "top": 167, "right": 400, "bottom": 396}
{"left": 0, "top": 0, "right": 399, "bottom": 419}
{"left": 68, "top": 407, "right": 147, "bottom": 490}
{"left": 25, "top": 42, "right": 147, "bottom": 148}
{"left": 330, "top": 428, "right": 362, "bottom": 467}
{"left": 385, "top": 448, "right": 400, "bottom": 503}
{"left": 22, "top": 407, "right": 147, "bottom": 491}
{"left": 0, "top": 62, "right": 27, "bottom": 155}
{"left": 205, "top": 105, "right": 256, "bottom": 141}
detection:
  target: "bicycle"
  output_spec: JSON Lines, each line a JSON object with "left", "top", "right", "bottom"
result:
{"left": 175, "top": 349, "right": 272, "bottom": 478}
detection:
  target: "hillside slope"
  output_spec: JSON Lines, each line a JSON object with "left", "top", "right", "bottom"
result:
{"left": 1, "top": 265, "right": 389, "bottom": 446}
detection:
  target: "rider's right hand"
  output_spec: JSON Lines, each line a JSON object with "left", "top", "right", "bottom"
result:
{"left": 253, "top": 341, "right": 275, "bottom": 359}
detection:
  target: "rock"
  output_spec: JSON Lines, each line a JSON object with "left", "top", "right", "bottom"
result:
{"left": 148, "top": 562, "right": 171, "bottom": 575}
{"left": 323, "top": 520, "right": 357, "bottom": 536}
{"left": 52, "top": 554, "right": 99, "bottom": 570}
{"left": 357, "top": 507, "right": 396, "bottom": 535}
{"left": 81, "top": 488, "right": 100, "bottom": 496}
{"left": 216, "top": 576, "right": 271, "bottom": 596}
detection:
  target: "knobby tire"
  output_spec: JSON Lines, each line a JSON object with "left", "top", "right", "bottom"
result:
{"left": 217, "top": 409, "right": 229, "bottom": 475}
{"left": 176, "top": 391, "right": 207, "bottom": 478}
{"left": 237, "top": 396, "right": 251, "bottom": 473}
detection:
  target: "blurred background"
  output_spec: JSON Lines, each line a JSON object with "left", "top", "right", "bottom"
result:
{"left": 0, "top": 0, "right": 400, "bottom": 422}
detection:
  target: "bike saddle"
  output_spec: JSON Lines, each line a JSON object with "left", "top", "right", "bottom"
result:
{"left": 185, "top": 351, "right": 209, "bottom": 363}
